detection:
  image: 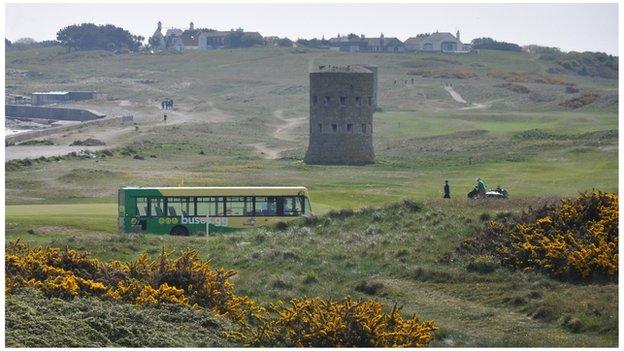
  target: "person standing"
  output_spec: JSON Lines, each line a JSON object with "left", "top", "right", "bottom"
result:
{"left": 443, "top": 180, "right": 451, "bottom": 199}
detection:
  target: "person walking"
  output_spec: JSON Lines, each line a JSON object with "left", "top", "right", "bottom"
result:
{"left": 443, "top": 180, "right": 451, "bottom": 199}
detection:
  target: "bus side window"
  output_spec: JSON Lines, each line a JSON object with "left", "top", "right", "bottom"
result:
{"left": 275, "top": 197, "right": 285, "bottom": 216}
{"left": 255, "top": 197, "right": 277, "bottom": 216}
{"left": 283, "top": 197, "right": 302, "bottom": 216}
{"left": 150, "top": 198, "right": 164, "bottom": 217}
{"left": 225, "top": 196, "right": 252, "bottom": 216}
{"left": 136, "top": 197, "right": 148, "bottom": 216}
{"left": 197, "top": 197, "right": 224, "bottom": 216}
{"left": 167, "top": 197, "right": 190, "bottom": 217}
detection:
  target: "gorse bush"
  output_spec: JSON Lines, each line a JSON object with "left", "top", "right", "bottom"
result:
{"left": 6, "top": 242, "right": 437, "bottom": 347}
{"left": 5, "top": 243, "right": 264, "bottom": 325}
{"left": 407, "top": 67, "right": 476, "bottom": 79}
{"left": 487, "top": 69, "right": 568, "bottom": 85}
{"left": 228, "top": 297, "right": 437, "bottom": 347}
{"left": 459, "top": 191, "right": 618, "bottom": 281}
{"left": 560, "top": 93, "right": 599, "bottom": 109}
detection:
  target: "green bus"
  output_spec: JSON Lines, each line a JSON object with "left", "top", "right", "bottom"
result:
{"left": 118, "top": 186, "right": 312, "bottom": 235}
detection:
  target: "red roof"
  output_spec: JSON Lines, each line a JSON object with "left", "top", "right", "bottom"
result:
{"left": 181, "top": 31, "right": 200, "bottom": 46}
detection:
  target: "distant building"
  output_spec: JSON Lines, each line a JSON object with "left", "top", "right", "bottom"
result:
{"left": 328, "top": 33, "right": 405, "bottom": 53}
{"left": 181, "top": 22, "right": 201, "bottom": 50}
{"left": 404, "top": 31, "right": 472, "bottom": 53}
{"left": 264, "top": 36, "right": 280, "bottom": 46}
{"left": 152, "top": 22, "right": 264, "bottom": 51}
{"left": 164, "top": 28, "right": 184, "bottom": 51}
{"left": 151, "top": 21, "right": 166, "bottom": 50}
{"left": 31, "top": 91, "right": 106, "bottom": 106}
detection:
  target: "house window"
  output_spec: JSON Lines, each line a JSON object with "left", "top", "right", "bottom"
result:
{"left": 313, "top": 96, "right": 318, "bottom": 105}
{"left": 340, "top": 96, "right": 347, "bottom": 106}
{"left": 355, "top": 96, "right": 361, "bottom": 106}
{"left": 362, "top": 124, "right": 367, "bottom": 134}
{"left": 367, "top": 97, "right": 372, "bottom": 106}
{"left": 324, "top": 96, "right": 331, "bottom": 105}
{"left": 318, "top": 123, "right": 322, "bottom": 133}
{"left": 332, "top": 124, "right": 337, "bottom": 133}
{"left": 347, "top": 124, "right": 353, "bottom": 133}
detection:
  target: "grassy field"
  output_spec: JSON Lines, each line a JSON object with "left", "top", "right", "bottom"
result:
{"left": 4, "top": 45, "right": 618, "bottom": 346}
{"left": 5, "top": 199, "right": 618, "bottom": 346}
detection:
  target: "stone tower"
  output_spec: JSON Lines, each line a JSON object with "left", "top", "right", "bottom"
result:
{"left": 304, "top": 65, "right": 376, "bottom": 165}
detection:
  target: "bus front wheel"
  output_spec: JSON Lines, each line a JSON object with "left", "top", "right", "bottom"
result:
{"left": 170, "top": 225, "right": 189, "bottom": 236}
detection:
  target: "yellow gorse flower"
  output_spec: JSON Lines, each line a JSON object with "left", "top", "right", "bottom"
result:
{"left": 478, "top": 191, "right": 618, "bottom": 281}
{"left": 5, "top": 241, "right": 437, "bottom": 346}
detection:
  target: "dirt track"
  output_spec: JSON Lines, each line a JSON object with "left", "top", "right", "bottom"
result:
{"left": 5, "top": 99, "right": 233, "bottom": 161}
{"left": 444, "top": 85, "right": 491, "bottom": 110}
{"left": 248, "top": 109, "right": 306, "bottom": 160}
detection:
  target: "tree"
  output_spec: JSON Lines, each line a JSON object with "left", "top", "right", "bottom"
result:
{"left": 471, "top": 37, "right": 522, "bottom": 52}
{"left": 276, "top": 38, "right": 293, "bottom": 47}
{"left": 14, "top": 37, "right": 35, "bottom": 45}
{"left": 56, "top": 23, "right": 143, "bottom": 52}
{"left": 296, "top": 37, "right": 330, "bottom": 48}
{"left": 225, "top": 31, "right": 262, "bottom": 48}
{"left": 148, "top": 35, "right": 162, "bottom": 49}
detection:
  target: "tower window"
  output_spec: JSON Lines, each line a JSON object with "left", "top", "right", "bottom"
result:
{"left": 332, "top": 124, "right": 337, "bottom": 132}
{"left": 347, "top": 124, "right": 353, "bottom": 133}
{"left": 312, "top": 96, "right": 318, "bottom": 105}
{"left": 318, "top": 123, "right": 322, "bottom": 133}
{"left": 367, "top": 97, "right": 372, "bottom": 106}
{"left": 340, "top": 96, "right": 347, "bottom": 106}
{"left": 324, "top": 96, "right": 331, "bottom": 105}
{"left": 355, "top": 96, "right": 361, "bottom": 106}
{"left": 362, "top": 124, "right": 367, "bottom": 134}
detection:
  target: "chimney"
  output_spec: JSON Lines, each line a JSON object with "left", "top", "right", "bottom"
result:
{"left": 190, "top": 22, "right": 194, "bottom": 31}
{"left": 456, "top": 30, "right": 460, "bottom": 41}
{"left": 380, "top": 33, "right": 384, "bottom": 46}
{"left": 360, "top": 34, "right": 365, "bottom": 39}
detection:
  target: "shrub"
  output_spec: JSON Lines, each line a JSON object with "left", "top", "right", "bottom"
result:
{"left": 5, "top": 243, "right": 264, "bottom": 325}
{"left": 17, "top": 139, "right": 54, "bottom": 146}
{"left": 407, "top": 67, "right": 476, "bottom": 79}
{"left": 466, "top": 255, "right": 497, "bottom": 274}
{"left": 496, "top": 82, "right": 531, "bottom": 94}
{"left": 565, "top": 85, "right": 580, "bottom": 94}
{"left": 354, "top": 280, "right": 385, "bottom": 296}
{"left": 487, "top": 69, "right": 568, "bottom": 85}
{"left": 274, "top": 221, "right": 289, "bottom": 230}
{"left": 458, "top": 191, "right": 618, "bottom": 281}
{"left": 402, "top": 198, "right": 423, "bottom": 212}
{"left": 70, "top": 138, "right": 105, "bottom": 146}
{"left": 560, "top": 93, "right": 599, "bottom": 109}
{"left": 229, "top": 297, "right": 437, "bottom": 347}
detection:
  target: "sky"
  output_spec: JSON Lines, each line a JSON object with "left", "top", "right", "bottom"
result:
{"left": 4, "top": 3, "right": 619, "bottom": 55}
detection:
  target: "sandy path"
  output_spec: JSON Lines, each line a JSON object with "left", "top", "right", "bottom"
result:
{"left": 248, "top": 109, "right": 306, "bottom": 160}
{"left": 444, "top": 85, "right": 491, "bottom": 110}
{"left": 6, "top": 100, "right": 234, "bottom": 161}
{"left": 444, "top": 85, "right": 467, "bottom": 104}
{"left": 5, "top": 145, "right": 108, "bottom": 161}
